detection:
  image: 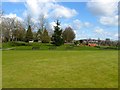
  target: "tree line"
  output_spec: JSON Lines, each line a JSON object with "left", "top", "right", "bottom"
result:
{"left": 1, "top": 15, "right": 75, "bottom": 46}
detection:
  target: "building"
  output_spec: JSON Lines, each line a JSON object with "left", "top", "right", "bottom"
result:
{"left": 79, "top": 39, "right": 99, "bottom": 47}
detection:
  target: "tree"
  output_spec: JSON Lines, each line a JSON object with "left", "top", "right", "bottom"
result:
{"left": 0, "top": 10, "right": 3, "bottom": 42}
{"left": 1, "top": 13, "right": 30, "bottom": 42}
{"left": 98, "top": 38, "right": 101, "bottom": 46}
{"left": 24, "top": 14, "right": 35, "bottom": 32}
{"left": 41, "top": 29, "right": 50, "bottom": 43}
{"left": 34, "top": 14, "right": 48, "bottom": 42}
{"left": 79, "top": 40, "right": 83, "bottom": 44}
{"left": 17, "top": 28, "right": 26, "bottom": 41}
{"left": 25, "top": 14, "right": 32, "bottom": 28}
{"left": 51, "top": 20, "right": 64, "bottom": 46}
{"left": 12, "top": 20, "right": 26, "bottom": 41}
{"left": 36, "top": 29, "right": 42, "bottom": 42}
{"left": 38, "top": 14, "right": 46, "bottom": 31}
{"left": 105, "top": 38, "right": 111, "bottom": 46}
{"left": 25, "top": 25, "right": 33, "bottom": 42}
{"left": 63, "top": 27, "right": 75, "bottom": 43}
{"left": 1, "top": 17, "right": 16, "bottom": 42}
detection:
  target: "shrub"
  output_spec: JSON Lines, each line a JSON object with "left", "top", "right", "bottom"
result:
{"left": 74, "top": 41, "right": 79, "bottom": 46}
{"left": 95, "top": 46, "right": 100, "bottom": 48}
{"left": 32, "top": 46, "right": 40, "bottom": 50}
{"left": 9, "top": 41, "right": 29, "bottom": 46}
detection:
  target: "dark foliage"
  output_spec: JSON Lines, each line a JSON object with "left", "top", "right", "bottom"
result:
{"left": 51, "top": 20, "right": 64, "bottom": 46}
{"left": 25, "top": 25, "right": 33, "bottom": 42}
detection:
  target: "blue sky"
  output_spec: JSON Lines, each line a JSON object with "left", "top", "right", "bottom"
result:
{"left": 1, "top": 0, "right": 119, "bottom": 40}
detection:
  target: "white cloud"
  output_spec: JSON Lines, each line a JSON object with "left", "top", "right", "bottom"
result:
{"left": 3, "top": 0, "right": 25, "bottom": 2}
{"left": 72, "top": 19, "right": 92, "bottom": 30}
{"left": 74, "top": 30, "right": 77, "bottom": 34}
{"left": 73, "top": 19, "right": 82, "bottom": 30}
{"left": 49, "top": 21, "right": 56, "bottom": 30}
{"left": 2, "top": 0, "right": 55, "bottom": 2}
{"left": 114, "top": 33, "right": 118, "bottom": 37}
{"left": 94, "top": 28, "right": 104, "bottom": 34}
{"left": 3, "top": 13, "right": 23, "bottom": 21}
{"left": 50, "top": 4, "right": 77, "bottom": 19}
{"left": 100, "top": 15, "right": 118, "bottom": 26}
{"left": 31, "top": 18, "right": 38, "bottom": 24}
{"left": 87, "top": 0, "right": 118, "bottom": 16}
{"left": 0, "top": 13, "right": 23, "bottom": 25}
{"left": 84, "top": 22, "right": 92, "bottom": 27}
{"left": 95, "top": 27, "right": 112, "bottom": 36}
{"left": 49, "top": 21, "right": 71, "bottom": 31}
{"left": 24, "top": 0, "right": 77, "bottom": 20}
{"left": 87, "top": 0, "right": 118, "bottom": 26}
{"left": 24, "top": 0, "right": 56, "bottom": 18}
{"left": 94, "top": 27, "right": 118, "bottom": 39}
{"left": 113, "top": 33, "right": 119, "bottom": 40}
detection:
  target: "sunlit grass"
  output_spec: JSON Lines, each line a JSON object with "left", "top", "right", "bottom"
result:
{"left": 2, "top": 50, "right": 118, "bottom": 88}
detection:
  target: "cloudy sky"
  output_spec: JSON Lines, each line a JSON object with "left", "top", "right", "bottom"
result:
{"left": 1, "top": 0, "right": 119, "bottom": 40}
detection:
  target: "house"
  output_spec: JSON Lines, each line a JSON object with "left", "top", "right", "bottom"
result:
{"left": 79, "top": 39, "right": 98, "bottom": 47}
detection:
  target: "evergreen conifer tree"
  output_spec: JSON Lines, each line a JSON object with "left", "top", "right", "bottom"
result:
{"left": 25, "top": 25, "right": 33, "bottom": 42}
{"left": 41, "top": 29, "right": 50, "bottom": 43}
{"left": 52, "top": 20, "right": 64, "bottom": 46}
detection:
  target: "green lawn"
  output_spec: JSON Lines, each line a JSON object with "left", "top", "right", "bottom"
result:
{"left": 2, "top": 50, "right": 118, "bottom": 88}
{"left": 0, "top": 43, "right": 1, "bottom": 89}
{"left": 0, "top": 42, "right": 2, "bottom": 48}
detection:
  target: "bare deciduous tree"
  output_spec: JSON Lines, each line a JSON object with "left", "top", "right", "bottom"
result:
{"left": 38, "top": 14, "right": 49, "bottom": 31}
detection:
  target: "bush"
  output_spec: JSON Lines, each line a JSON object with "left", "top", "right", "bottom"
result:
{"left": 32, "top": 46, "right": 40, "bottom": 50}
{"left": 9, "top": 41, "right": 29, "bottom": 46}
{"left": 74, "top": 41, "right": 79, "bottom": 45}
{"left": 95, "top": 46, "right": 100, "bottom": 48}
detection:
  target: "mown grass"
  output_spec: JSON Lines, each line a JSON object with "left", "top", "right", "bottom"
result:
{"left": 0, "top": 42, "right": 1, "bottom": 89}
{"left": 0, "top": 42, "right": 2, "bottom": 48}
{"left": 2, "top": 50, "right": 118, "bottom": 88}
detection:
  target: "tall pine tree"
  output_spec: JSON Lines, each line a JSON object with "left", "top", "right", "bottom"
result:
{"left": 25, "top": 25, "right": 33, "bottom": 42}
{"left": 52, "top": 20, "right": 64, "bottom": 46}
